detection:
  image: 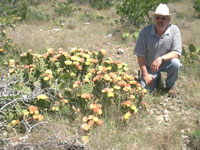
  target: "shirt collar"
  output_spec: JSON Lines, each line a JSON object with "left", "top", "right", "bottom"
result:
{"left": 151, "top": 24, "right": 171, "bottom": 36}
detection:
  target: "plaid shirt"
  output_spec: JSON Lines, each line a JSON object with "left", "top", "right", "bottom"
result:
{"left": 134, "top": 24, "right": 182, "bottom": 66}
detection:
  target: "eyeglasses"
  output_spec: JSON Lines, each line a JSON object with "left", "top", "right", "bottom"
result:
{"left": 155, "top": 16, "right": 168, "bottom": 21}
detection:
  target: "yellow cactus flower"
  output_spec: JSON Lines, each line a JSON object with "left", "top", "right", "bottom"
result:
{"left": 137, "top": 87, "right": 142, "bottom": 91}
{"left": 85, "top": 72, "right": 92, "bottom": 79}
{"left": 70, "top": 47, "right": 78, "bottom": 53}
{"left": 103, "top": 74, "right": 111, "bottom": 81}
{"left": 61, "top": 99, "right": 69, "bottom": 104}
{"left": 118, "top": 64, "right": 122, "bottom": 69}
{"left": 93, "top": 116, "right": 99, "bottom": 122}
{"left": 9, "top": 59, "right": 15, "bottom": 67}
{"left": 114, "top": 86, "right": 121, "bottom": 90}
{"left": 52, "top": 106, "right": 59, "bottom": 111}
{"left": 29, "top": 105, "right": 38, "bottom": 114}
{"left": 89, "top": 104, "right": 94, "bottom": 109}
{"left": 88, "top": 115, "right": 94, "bottom": 120}
{"left": 107, "top": 92, "right": 114, "bottom": 97}
{"left": 99, "top": 49, "right": 106, "bottom": 55}
{"left": 45, "top": 69, "right": 52, "bottom": 75}
{"left": 43, "top": 76, "right": 49, "bottom": 81}
{"left": 83, "top": 78, "right": 90, "bottom": 83}
{"left": 82, "top": 53, "right": 90, "bottom": 59}
{"left": 37, "top": 94, "right": 48, "bottom": 101}
{"left": 22, "top": 109, "right": 29, "bottom": 117}
{"left": 47, "top": 48, "right": 54, "bottom": 54}
{"left": 123, "top": 67, "right": 128, "bottom": 71}
{"left": 81, "top": 136, "right": 89, "bottom": 144}
{"left": 70, "top": 72, "right": 76, "bottom": 77}
{"left": 33, "top": 114, "right": 38, "bottom": 120}
{"left": 71, "top": 56, "right": 81, "bottom": 61}
{"left": 34, "top": 53, "right": 42, "bottom": 58}
{"left": 131, "top": 105, "right": 137, "bottom": 113}
{"left": 107, "top": 66, "right": 112, "bottom": 71}
{"left": 65, "top": 60, "right": 72, "bottom": 65}
{"left": 37, "top": 114, "right": 44, "bottom": 121}
{"left": 73, "top": 83, "right": 79, "bottom": 89}
{"left": 85, "top": 59, "right": 91, "bottom": 65}
{"left": 34, "top": 110, "right": 39, "bottom": 114}
{"left": 124, "top": 111, "right": 131, "bottom": 120}
{"left": 11, "top": 120, "right": 20, "bottom": 126}
{"left": 82, "top": 116, "right": 88, "bottom": 123}
{"left": 81, "top": 123, "right": 90, "bottom": 131}
{"left": 117, "top": 76, "right": 122, "bottom": 81}
{"left": 9, "top": 69, "right": 14, "bottom": 74}
{"left": 97, "top": 109, "right": 103, "bottom": 115}
{"left": 143, "top": 89, "right": 147, "bottom": 94}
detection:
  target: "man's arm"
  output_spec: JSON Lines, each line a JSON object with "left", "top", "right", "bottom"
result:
{"left": 137, "top": 56, "right": 154, "bottom": 87}
{"left": 150, "top": 51, "right": 179, "bottom": 73}
{"left": 160, "top": 51, "right": 179, "bottom": 61}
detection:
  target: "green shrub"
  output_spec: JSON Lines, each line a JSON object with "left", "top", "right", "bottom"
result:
{"left": 79, "top": 11, "right": 95, "bottom": 22}
{"left": 27, "top": 0, "right": 52, "bottom": 6}
{"left": 53, "top": 1, "right": 76, "bottom": 17}
{"left": 0, "top": 0, "right": 29, "bottom": 20}
{"left": 0, "top": 14, "right": 21, "bottom": 62}
{"left": 193, "top": 0, "right": 200, "bottom": 16}
{"left": 90, "top": 0, "right": 113, "bottom": 10}
{"left": 66, "top": 19, "right": 77, "bottom": 30}
{"left": 116, "top": 0, "right": 169, "bottom": 29}
{"left": 181, "top": 43, "right": 200, "bottom": 65}
{"left": 26, "top": 6, "right": 50, "bottom": 21}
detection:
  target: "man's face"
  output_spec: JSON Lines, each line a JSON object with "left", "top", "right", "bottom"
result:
{"left": 154, "top": 15, "right": 170, "bottom": 31}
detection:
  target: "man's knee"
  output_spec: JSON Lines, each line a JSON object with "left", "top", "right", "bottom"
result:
{"left": 170, "top": 58, "right": 182, "bottom": 70}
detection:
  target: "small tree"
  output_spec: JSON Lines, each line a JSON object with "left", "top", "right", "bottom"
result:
{"left": 193, "top": 0, "right": 200, "bottom": 16}
{"left": 116, "top": 0, "right": 169, "bottom": 30}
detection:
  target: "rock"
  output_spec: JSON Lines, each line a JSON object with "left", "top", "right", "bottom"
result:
{"left": 169, "top": 106, "right": 175, "bottom": 111}
{"left": 182, "top": 144, "right": 187, "bottom": 150}
{"left": 117, "top": 48, "right": 124, "bottom": 55}
{"left": 163, "top": 109, "right": 169, "bottom": 115}
{"left": 149, "top": 109, "right": 154, "bottom": 115}
{"left": 181, "top": 129, "right": 185, "bottom": 134}
{"left": 164, "top": 115, "right": 169, "bottom": 122}
{"left": 104, "top": 33, "right": 112, "bottom": 39}
{"left": 156, "top": 115, "right": 164, "bottom": 124}
{"left": 53, "top": 28, "right": 61, "bottom": 33}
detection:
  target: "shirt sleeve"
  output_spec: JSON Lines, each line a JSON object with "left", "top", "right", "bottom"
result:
{"left": 134, "top": 29, "right": 146, "bottom": 56}
{"left": 171, "top": 25, "right": 182, "bottom": 56}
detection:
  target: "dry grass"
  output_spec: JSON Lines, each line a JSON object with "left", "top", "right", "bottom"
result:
{"left": 3, "top": 0, "right": 200, "bottom": 149}
{"left": 6, "top": 4, "right": 138, "bottom": 72}
{"left": 168, "top": 0, "right": 200, "bottom": 45}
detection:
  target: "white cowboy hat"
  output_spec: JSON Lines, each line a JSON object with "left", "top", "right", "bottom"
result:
{"left": 148, "top": 3, "right": 175, "bottom": 18}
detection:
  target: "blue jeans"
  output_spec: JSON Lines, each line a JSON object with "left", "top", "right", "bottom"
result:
{"left": 140, "top": 58, "right": 182, "bottom": 91}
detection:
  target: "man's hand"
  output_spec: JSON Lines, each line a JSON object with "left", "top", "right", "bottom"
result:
{"left": 150, "top": 57, "right": 162, "bottom": 73}
{"left": 143, "top": 74, "right": 154, "bottom": 87}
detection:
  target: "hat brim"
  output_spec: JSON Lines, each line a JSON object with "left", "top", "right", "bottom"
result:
{"left": 148, "top": 11, "right": 176, "bottom": 19}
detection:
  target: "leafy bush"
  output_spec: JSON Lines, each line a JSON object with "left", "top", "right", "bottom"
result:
{"left": 27, "top": 0, "right": 52, "bottom": 6}
{"left": 193, "top": 0, "right": 200, "bottom": 16}
{"left": 53, "top": 1, "right": 76, "bottom": 17}
{"left": 181, "top": 43, "right": 200, "bottom": 65}
{"left": 90, "top": 0, "right": 113, "bottom": 10}
{"left": 26, "top": 6, "right": 50, "bottom": 21}
{"left": 116, "top": 0, "right": 169, "bottom": 29}
{"left": 0, "top": 0, "right": 29, "bottom": 20}
{"left": 0, "top": 14, "right": 21, "bottom": 63}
